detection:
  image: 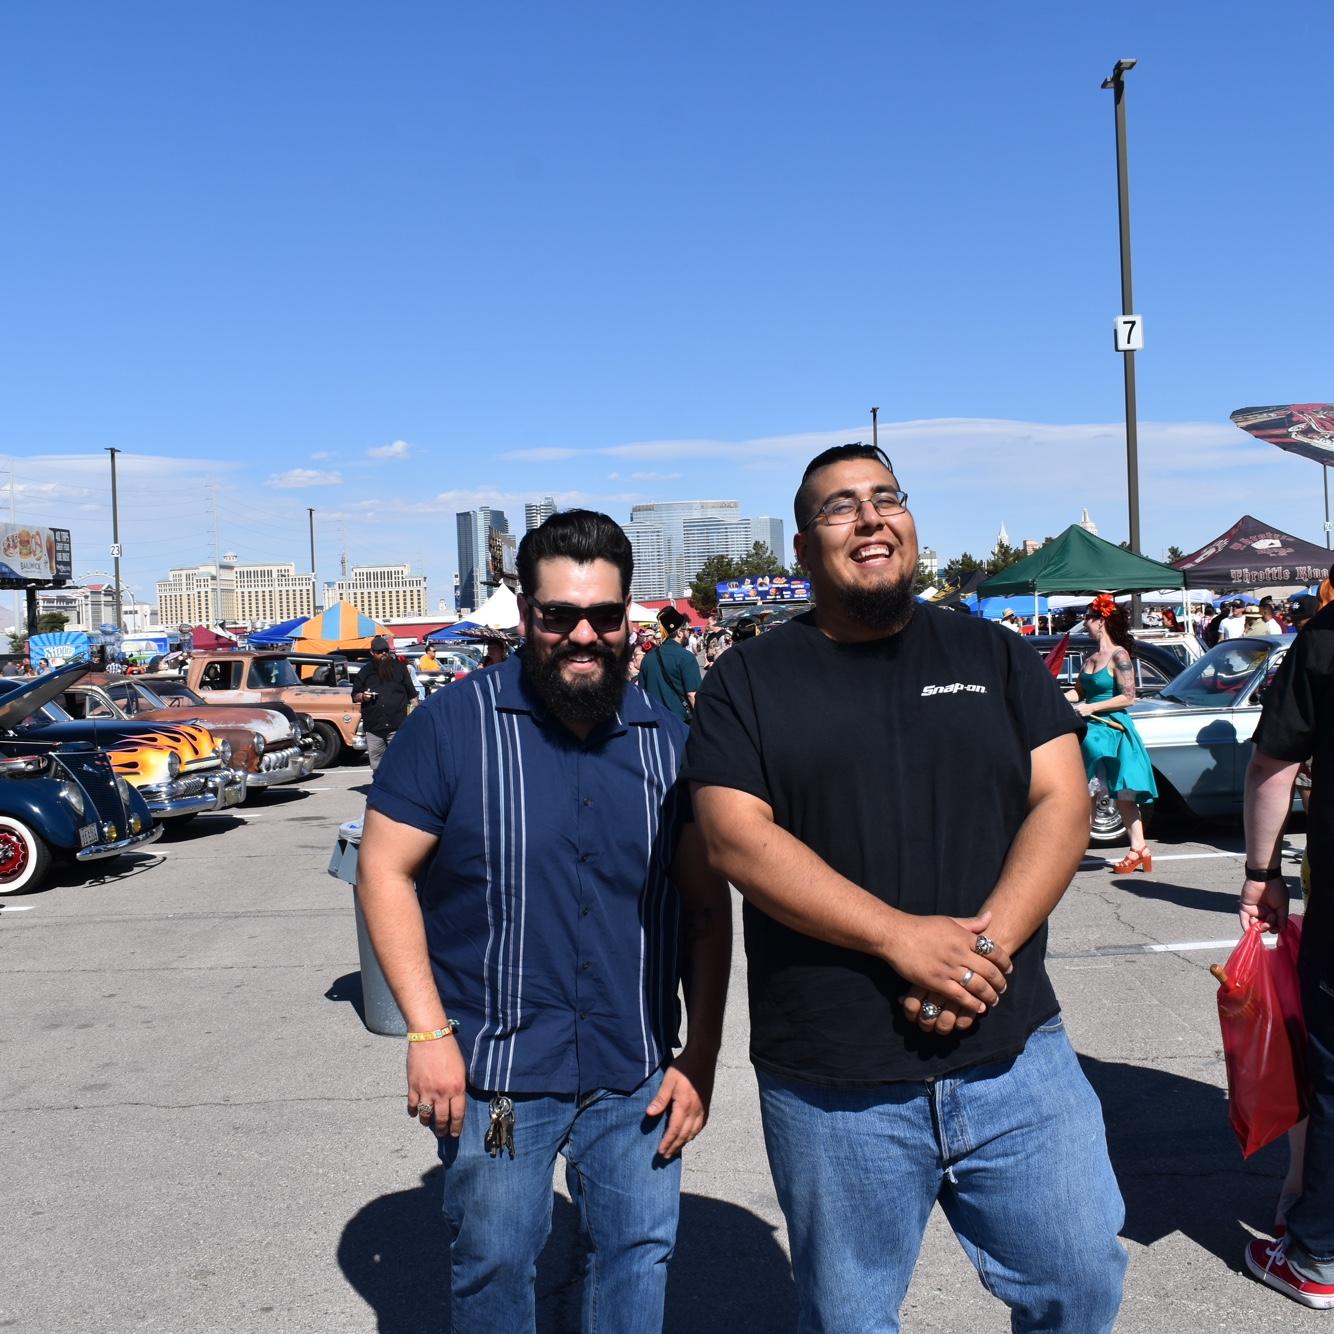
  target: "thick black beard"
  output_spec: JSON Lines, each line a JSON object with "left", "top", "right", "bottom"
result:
{"left": 375, "top": 656, "right": 396, "bottom": 681}
{"left": 521, "top": 638, "right": 632, "bottom": 728}
{"left": 839, "top": 574, "right": 916, "bottom": 632}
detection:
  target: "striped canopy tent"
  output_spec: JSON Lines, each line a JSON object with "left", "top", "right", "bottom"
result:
{"left": 247, "top": 616, "right": 309, "bottom": 647}
{"left": 289, "top": 602, "right": 391, "bottom": 654}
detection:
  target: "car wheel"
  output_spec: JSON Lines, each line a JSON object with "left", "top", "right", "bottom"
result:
{"left": 0, "top": 816, "right": 52, "bottom": 893}
{"left": 311, "top": 722, "right": 342, "bottom": 769}
{"left": 1088, "top": 791, "right": 1156, "bottom": 845}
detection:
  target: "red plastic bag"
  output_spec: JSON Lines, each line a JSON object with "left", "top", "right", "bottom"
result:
{"left": 1215, "top": 917, "right": 1307, "bottom": 1158}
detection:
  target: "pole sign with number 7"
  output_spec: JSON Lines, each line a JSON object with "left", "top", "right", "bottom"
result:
{"left": 1113, "top": 314, "right": 1144, "bottom": 352}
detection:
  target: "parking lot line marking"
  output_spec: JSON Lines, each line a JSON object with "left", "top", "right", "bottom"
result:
{"left": 0, "top": 904, "right": 36, "bottom": 912}
{"left": 1052, "top": 936, "right": 1272, "bottom": 959}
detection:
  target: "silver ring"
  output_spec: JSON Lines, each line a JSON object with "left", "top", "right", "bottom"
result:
{"left": 920, "top": 1001, "right": 942, "bottom": 1021}
{"left": 974, "top": 934, "right": 996, "bottom": 957}
{"left": 416, "top": 1102, "right": 434, "bottom": 1118}
{"left": 961, "top": 968, "right": 975, "bottom": 987}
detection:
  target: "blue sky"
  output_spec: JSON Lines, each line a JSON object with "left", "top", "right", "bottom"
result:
{"left": 5, "top": 1, "right": 1332, "bottom": 616}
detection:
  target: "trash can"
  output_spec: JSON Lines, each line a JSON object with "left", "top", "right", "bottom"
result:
{"left": 328, "top": 818, "right": 406, "bottom": 1037}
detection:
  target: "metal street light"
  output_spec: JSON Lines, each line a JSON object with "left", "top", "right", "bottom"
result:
{"left": 1102, "top": 58, "right": 1142, "bottom": 624}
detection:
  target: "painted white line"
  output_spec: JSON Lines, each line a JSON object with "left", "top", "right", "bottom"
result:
{"left": 1141, "top": 938, "right": 1245, "bottom": 953}
{"left": 1151, "top": 852, "right": 1243, "bottom": 863}
{"left": 0, "top": 904, "right": 36, "bottom": 911}
{"left": 1053, "top": 935, "right": 1278, "bottom": 960}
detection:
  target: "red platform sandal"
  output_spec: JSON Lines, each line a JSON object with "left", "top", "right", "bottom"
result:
{"left": 1111, "top": 847, "right": 1152, "bottom": 874}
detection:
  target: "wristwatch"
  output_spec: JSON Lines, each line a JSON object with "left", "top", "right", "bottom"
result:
{"left": 1243, "top": 864, "right": 1282, "bottom": 882}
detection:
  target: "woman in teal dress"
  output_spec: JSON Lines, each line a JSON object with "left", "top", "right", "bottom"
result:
{"left": 1066, "top": 594, "right": 1158, "bottom": 873}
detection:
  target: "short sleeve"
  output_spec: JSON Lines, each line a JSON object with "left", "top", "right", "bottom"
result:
{"left": 681, "top": 649, "right": 771, "bottom": 805}
{"left": 366, "top": 699, "right": 454, "bottom": 833}
{"left": 1002, "top": 633, "right": 1086, "bottom": 752}
{"left": 677, "top": 649, "right": 703, "bottom": 695}
{"left": 1253, "top": 629, "right": 1328, "bottom": 763}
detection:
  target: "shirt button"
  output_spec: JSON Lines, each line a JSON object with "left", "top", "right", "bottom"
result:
{"left": 582, "top": 797, "right": 593, "bottom": 807}
{"left": 579, "top": 1012, "right": 588, "bottom": 1021}
{"left": 580, "top": 905, "right": 590, "bottom": 917}
{"left": 579, "top": 853, "right": 590, "bottom": 863}
{"left": 580, "top": 961, "right": 591, "bottom": 972}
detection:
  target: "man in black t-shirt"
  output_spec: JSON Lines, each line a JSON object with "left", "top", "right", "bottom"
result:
{"left": 683, "top": 443, "right": 1126, "bottom": 1331}
{"left": 1239, "top": 601, "right": 1334, "bottom": 1307}
{"left": 352, "top": 636, "right": 415, "bottom": 772}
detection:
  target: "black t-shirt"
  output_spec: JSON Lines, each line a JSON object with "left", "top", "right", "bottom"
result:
{"left": 352, "top": 659, "right": 415, "bottom": 737}
{"left": 681, "top": 605, "right": 1084, "bottom": 1086}
{"left": 1254, "top": 604, "right": 1334, "bottom": 935}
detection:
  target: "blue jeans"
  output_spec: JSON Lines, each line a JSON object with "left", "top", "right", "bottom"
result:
{"left": 757, "top": 1016, "right": 1127, "bottom": 1333}
{"left": 437, "top": 1068, "right": 680, "bottom": 1333}
{"left": 1289, "top": 918, "right": 1334, "bottom": 1276}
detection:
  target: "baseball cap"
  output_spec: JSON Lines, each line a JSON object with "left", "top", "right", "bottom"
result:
{"left": 370, "top": 635, "right": 390, "bottom": 652}
{"left": 1290, "top": 594, "right": 1318, "bottom": 622}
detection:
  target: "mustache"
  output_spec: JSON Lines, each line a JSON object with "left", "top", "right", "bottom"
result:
{"left": 548, "top": 641, "right": 618, "bottom": 666}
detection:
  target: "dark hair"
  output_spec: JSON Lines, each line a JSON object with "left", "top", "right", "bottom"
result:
{"left": 1086, "top": 603, "right": 1136, "bottom": 657}
{"left": 794, "top": 442, "right": 894, "bottom": 528}
{"left": 516, "top": 509, "right": 633, "bottom": 599}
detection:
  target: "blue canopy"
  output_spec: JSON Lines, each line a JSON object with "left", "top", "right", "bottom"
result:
{"left": 426, "top": 621, "right": 484, "bottom": 641}
{"left": 247, "top": 616, "right": 308, "bottom": 646}
{"left": 968, "top": 595, "right": 1050, "bottom": 620}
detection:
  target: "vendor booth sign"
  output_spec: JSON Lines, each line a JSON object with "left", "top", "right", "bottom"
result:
{"left": 717, "top": 576, "right": 811, "bottom": 604}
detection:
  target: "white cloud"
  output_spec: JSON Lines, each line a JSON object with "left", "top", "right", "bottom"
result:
{"left": 310, "top": 450, "right": 334, "bottom": 461}
{"left": 368, "top": 439, "right": 414, "bottom": 460}
{"left": 630, "top": 470, "right": 683, "bottom": 481}
{"left": 267, "top": 468, "right": 343, "bottom": 489}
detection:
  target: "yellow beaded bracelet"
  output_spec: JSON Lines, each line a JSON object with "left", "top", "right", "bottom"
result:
{"left": 406, "top": 1019, "right": 460, "bottom": 1042}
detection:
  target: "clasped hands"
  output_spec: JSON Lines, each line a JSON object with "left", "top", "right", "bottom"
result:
{"left": 894, "top": 910, "right": 1014, "bottom": 1038}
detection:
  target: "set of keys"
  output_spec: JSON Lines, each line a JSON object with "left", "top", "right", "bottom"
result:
{"left": 484, "top": 1094, "right": 516, "bottom": 1159}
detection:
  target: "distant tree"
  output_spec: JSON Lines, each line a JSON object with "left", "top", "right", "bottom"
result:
{"left": 36, "top": 612, "right": 68, "bottom": 633}
{"left": 1166, "top": 545, "right": 1185, "bottom": 564}
{"left": 739, "top": 542, "right": 784, "bottom": 577}
{"left": 987, "top": 541, "right": 1027, "bottom": 576}
{"left": 688, "top": 554, "right": 740, "bottom": 619}
{"left": 8, "top": 630, "right": 28, "bottom": 656}
{"left": 939, "top": 552, "right": 986, "bottom": 586}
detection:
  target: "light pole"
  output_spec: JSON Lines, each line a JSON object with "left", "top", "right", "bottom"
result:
{"left": 871, "top": 406, "right": 879, "bottom": 453}
{"left": 1102, "top": 57, "right": 1142, "bottom": 626}
{"left": 106, "top": 448, "right": 124, "bottom": 631}
{"left": 307, "top": 508, "right": 317, "bottom": 616}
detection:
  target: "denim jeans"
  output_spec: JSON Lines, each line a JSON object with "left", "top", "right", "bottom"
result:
{"left": 1288, "top": 920, "right": 1334, "bottom": 1277}
{"left": 437, "top": 1067, "right": 680, "bottom": 1333}
{"left": 757, "top": 1016, "right": 1127, "bottom": 1333}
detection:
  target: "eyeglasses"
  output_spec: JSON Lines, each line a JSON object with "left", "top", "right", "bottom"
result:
{"left": 529, "top": 600, "right": 627, "bottom": 635}
{"left": 802, "top": 489, "right": 909, "bottom": 530}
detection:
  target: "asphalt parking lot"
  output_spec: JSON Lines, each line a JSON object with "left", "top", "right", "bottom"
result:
{"left": 0, "top": 769, "right": 1316, "bottom": 1332}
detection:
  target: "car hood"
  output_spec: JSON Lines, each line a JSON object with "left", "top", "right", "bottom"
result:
{"left": 0, "top": 661, "right": 92, "bottom": 730}
{"left": 138, "top": 704, "right": 293, "bottom": 742}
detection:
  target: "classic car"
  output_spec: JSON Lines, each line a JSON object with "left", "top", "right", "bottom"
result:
{"left": 152, "top": 652, "right": 366, "bottom": 769}
{"left": 59, "top": 675, "right": 316, "bottom": 793}
{"left": 0, "top": 670, "right": 245, "bottom": 821}
{"left": 0, "top": 664, "right": 161, "bottom": 892}
{"left": 1027, "top": 635, "right": 1185, "bottom": 699}
{"left": 1088, "top": 634, "right": 1300, "bottom": 841}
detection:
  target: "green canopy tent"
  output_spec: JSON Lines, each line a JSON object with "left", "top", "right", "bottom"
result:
{"left": 977, "top": 525, "right": 1184, "bottom": 630}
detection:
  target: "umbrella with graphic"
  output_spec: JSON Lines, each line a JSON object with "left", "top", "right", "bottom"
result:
{"left": 1231, "top": 404, "right": 1334, "bottom": 548}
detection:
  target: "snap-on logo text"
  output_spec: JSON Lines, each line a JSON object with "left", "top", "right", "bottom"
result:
{"left": 920, "top": 683, "right": 988, "bottom": 697}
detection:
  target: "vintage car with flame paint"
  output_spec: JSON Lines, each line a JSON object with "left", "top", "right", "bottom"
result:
{"left": 0, "top": 665, "right": 161, "bottom": 892}
{"left": 59, "top": 675, "right": 317, "bottom": 793}
{"left": 0, "top": 670, "right": 245, "bottom": 821}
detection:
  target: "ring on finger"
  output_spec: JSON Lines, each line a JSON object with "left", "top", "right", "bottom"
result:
{"left": 974, "top": 934, "right": 996, "bottom": 957}
{"left": 920, "top": 1001, "right": 942, "bottom": 1021}
{"left": 961, "top": 967, "right": 975, "bottom": 987}
{"left": 416, "top": 1101, "right": 435, "bottom": 1120}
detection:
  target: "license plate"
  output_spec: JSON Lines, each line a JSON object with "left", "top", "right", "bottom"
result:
{"left": 77, "top": 823, "right": 99, "bottom": 848}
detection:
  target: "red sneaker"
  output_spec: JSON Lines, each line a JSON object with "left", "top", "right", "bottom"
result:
{"left": 1246, "top": 1236, "right": 1334, "bottom": 1309}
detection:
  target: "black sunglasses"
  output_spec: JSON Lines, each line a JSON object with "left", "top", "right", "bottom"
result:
{"left": 528, "top": 600, "right": 626, "bottom": 635}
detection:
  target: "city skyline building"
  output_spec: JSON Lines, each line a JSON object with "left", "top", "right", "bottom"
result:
{"left": 622, "top": 500, "right": 784, "bottom": 599}
{"left": 233, "top": 562, "right": 316, "bottom": 624}
{"left": 157, "top": 555, "right": 239, "bottom": 627}
{"left": 455, "top": 507, "right": 509, "bottom": 612}
{"left": 525, "top": 496, "right": 556, "bottom": 530}
{"left": 323, "top": 563, "right": 428, "bottom": 621}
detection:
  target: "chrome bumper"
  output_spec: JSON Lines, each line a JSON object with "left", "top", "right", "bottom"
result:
{"left": 140, "top": 768, "right": 246, "bottom": 818}
{"left": 245, "top": 749, "right": 316, "bottom": 788}
{"left": 76, "top": 824, "right": 164, "bottom": 861}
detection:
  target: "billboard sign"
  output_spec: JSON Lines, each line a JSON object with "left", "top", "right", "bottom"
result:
{"left": 0, "top": 523, "right": 73, "bottom": 586}
{"left": 716, "top": 575, "right": 811, "bottom": 604}
{"left": 487, "top": 529, "right": 518, "bottom": 587}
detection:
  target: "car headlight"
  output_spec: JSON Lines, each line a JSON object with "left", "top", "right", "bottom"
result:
{"left": 57, "top": 780, "right": 86, "bottom": 818}
{"left": 167, "top": 752, "right": 181, "bottom": 780}
{"left": 218, "top": 739, "right": 233, "bottom": 766}
{"left": 251, "top": 733, "right": 265, "bottom": 757}
{"left": 116, "top": 776, "right": 134, "bottom": 805}
{"left": 298, "top": 713, "right": 315, "bottom": 735}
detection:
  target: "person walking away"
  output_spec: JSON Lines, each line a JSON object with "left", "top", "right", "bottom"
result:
{"left": 1068, "top": 595, "right": 1158, "bottom": 873}
{"left": 352, "top": 636, "right": 414, "bottom": 772}
{"left": 356, "top": 510, "right": 731, "bottom": 1332}
{"left": 1256, "top": 602, "right": 1285, "bottom": 636}
{"left": 1239, "top": 594, "right": 1334, "bottom": 1308}
{"left": 684, "top": 442, "right": 1126, "bottom": 1333}
{"left": 638, "top": 607, "right": 702, "bottom": 722}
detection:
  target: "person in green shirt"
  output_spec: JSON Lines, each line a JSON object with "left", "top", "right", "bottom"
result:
{"left": 638, "top": 608, "right": 702, "bottom": 722}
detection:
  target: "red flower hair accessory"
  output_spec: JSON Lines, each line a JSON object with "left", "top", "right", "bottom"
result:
{"left": 1089, "top": 594, "right": 1118, "bottom": 619}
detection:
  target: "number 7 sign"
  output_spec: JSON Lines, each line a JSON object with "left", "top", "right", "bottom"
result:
{"left": 1113, "top": 314, "right": 1144, "bottom": 352}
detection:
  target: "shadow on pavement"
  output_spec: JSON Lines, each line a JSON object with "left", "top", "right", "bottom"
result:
{"left": 337, "top": 1172, "right": 795, "bottom": 1333}
{"left": 1080, "top": 1055, "right": 1287, "bottom": 1272}
{"left": 1109, "top": 876, "right": 1304, "bottom": 915}
{"left": 325, "top": 970, "right": 367, "bottom": 1026}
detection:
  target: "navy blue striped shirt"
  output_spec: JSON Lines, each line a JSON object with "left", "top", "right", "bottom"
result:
{"left": 367, "top": 653, "right": 691, "bottom": 1095}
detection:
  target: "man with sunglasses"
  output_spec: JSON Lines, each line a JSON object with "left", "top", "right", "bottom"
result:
{"left": 684, "top": 444, "right": 1125, "bottom": 1331}
{"left": 355, "top": 509, "right": 731, "bottom": 1332}
{"left": 351, "top": 635, "right": 415, "bottom": 772}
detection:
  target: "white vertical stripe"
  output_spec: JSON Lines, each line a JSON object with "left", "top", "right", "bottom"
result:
{"left": 504, "top": 711, "right": 528, "bottom": 1088}
{"left": 471, "top": 677, "right": 497, "bottom": 1084}
{"left": 634, "top": 727, "right": 655, "bottom": 1071}
{"left": 482, "top": 673, "right": 511, "bottom": 1089}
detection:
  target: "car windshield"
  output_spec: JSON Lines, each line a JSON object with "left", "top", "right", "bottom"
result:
{"left": 13, "top": 700, "right": 74, "bottom": 731}
{"left": 248, "top": 658, "right": 301, "bottom": 688}
{"left": 132, "top": 683, "right": 170, "bottom": 709}
{"left": 1156, "top": 640, "right": 1272, "bottom": 707}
